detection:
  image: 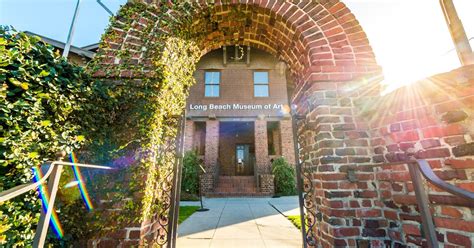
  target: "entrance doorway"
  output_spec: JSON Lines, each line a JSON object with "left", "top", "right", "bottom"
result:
{"left": 235, "top": 144, "right": 254, "bottom": 176}
{"left": 219, "top": 122, "right": 255, "bottom": 176}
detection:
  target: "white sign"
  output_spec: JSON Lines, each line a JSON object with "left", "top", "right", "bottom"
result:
{"left": 189, "top": 103, "right": 285, "bottom": 111}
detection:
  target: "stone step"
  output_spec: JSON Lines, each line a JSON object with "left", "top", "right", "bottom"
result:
{"left": 216, "top": 183, "right": 255, "bottom": 187}
{"left": 217, "top": 178, "right": 256, "bottom": 188}
{"left": 217, "top": 181, "right": 254, "bottom": 185}
{"left": 217, "top": 185, "right": 255, "bottom": 189}
{"left": 218, "top": 176, "right": 254, "bottom": 182}
{"left": 215, "top": 186, "right": 256, "bottom": 191}
{"left": 213, "top": 176, "right": 259, "bottom": 196}
{"left": 215, "top": 185, "right": 256, "bottom": 190}
{"left": 218, "top": 176, "right": 254, "bottom": 181}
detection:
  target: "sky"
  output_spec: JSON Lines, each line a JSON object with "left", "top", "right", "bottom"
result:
{"left": 345, "top": 0, "right": 474, "bottom": 92}
{"left": 0, "top": 0, "right": 125, "bottom": 46}
{"left": 1, "top": 0, "right": 473, "bottom": 91}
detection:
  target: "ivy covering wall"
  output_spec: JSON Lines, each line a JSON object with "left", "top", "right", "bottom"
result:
{"left": 83, "top": 1, "right": 204, "bottom": 245}
{"left": 0, "top": 26, "right": 96, "bottom": 246}
{"left": 1, "top": 1, "right": 213, "bottom": 246}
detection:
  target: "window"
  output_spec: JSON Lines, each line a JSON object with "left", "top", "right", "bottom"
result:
{"left": 254, "top": 71, "right": 269, "bottom": 97}
{"left": 204, "top": 71, "right": 220, "bottom": 97}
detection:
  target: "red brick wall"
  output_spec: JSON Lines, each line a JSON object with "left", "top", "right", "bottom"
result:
{"left": 364, "top": 65, "right": 474, "bottom": 247}
{"left": 255, "top": 119, "right": 269, "bottom": 174}
{"left": 280, "top": 119, "right": 296, "bottom": 165}
{"left": 297, "top": 85, "right": 377, "bottom": 247}
{"left": 93, "top": 1, "right": 381, "bottom": 85}
{"left": 183, "top": 120, "right": 194, "bottom": 152}
{"left": 203, "top": 120, "right": 219, "bottom": 192}
{"left": 187, "top": 48, "right": 289, "bottom": 118}
{"left": 260, "top": 174, "right": 275, "bottom": 195}
{"left": 271, "top": 124, "right": 282, "bottom": 155}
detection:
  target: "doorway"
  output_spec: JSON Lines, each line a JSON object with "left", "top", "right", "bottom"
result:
{"left": 219, "top": 121, "right": 255, "bottom": 176}
{"left": 235, "top": 144, "right": 254, "bottom": 176}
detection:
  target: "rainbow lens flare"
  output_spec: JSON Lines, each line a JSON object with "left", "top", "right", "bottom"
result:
{"left": 32, "top": 166, "right": 64, "bottom": 239}
{"left": 69, "top": 152, "right": 94, "bottom": 211}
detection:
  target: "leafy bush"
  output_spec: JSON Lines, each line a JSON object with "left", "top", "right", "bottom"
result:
{"left": 0, "top": 26, "right": 95, "bottom": 246}
{"left": 272, "top": 157, "right": 297, "bottom": 196}
{"left": 181, "top": 151, "right": 200, "bottom": 197}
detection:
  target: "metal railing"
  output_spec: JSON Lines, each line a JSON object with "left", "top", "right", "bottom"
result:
{"left": 374, "top": 159, "right": 474, "bottom": 248}
{"left": 167, "top": 115, "right": 186, "bottom": 248}
{"left": 0, "top": 155, "right": 111, "bottom": 248}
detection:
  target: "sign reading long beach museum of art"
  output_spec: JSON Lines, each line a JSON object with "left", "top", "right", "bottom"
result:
{"left": 188, "top": 103, "right": 286, "bottom": 111}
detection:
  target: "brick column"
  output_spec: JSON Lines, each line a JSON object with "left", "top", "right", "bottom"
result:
{"left": 259, "top": 174, "right": 274, "bottom": 195}
{"left": 296, "top": 80, "right": 378, "bottom": 247}
{"left": 255, "top": 119, "right": 272, "bottom": 194}
{"left": 280, "top": 119, "right": 296, "bottom": 165}
{"left": 255, "top": 119, "right": 269, "bottom": 173}
{"left": 203, "top": 120, "right": 219, "bottom": 193}
{"left": 183, "top": 120, "right": 194, "bottom": 152}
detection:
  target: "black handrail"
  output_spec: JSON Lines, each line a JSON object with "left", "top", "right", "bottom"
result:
{"left": 416, "top": 159, "right": 474, "bottom": 200}
{"left": 372, "top": 159, "right": 474, "bottom": 248}
{"left": 372, "top": 159, "right": 474, "bottom": 201}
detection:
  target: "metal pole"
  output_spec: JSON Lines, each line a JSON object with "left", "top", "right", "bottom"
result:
{"left": 199, "top": 180, "right": 204, "bottom": 209}
{"left": 168, "top": 114, "right": 187, "bottom": 248}
{"left": 33, "top": 153, "right": 66, "bottom": 248}
{"left": 290, "top": 108, "right": 308, "bottom": 248}
{"left": 62, "top": 0, "right": 82, "bottom": 59}
{"left": 97, "top": 0, "right": 113, "bottom": 16}
{"left": 196, "top": 166, "right": 209, "bottom": 212}
{"left": 440, "top": 0, "right": 473, "bottom": 65}
{"left": 408, "top": 161, "right": 439, "bottom": 248}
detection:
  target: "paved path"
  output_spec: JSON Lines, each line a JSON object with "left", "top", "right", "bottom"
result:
{"left": 177, "top": 196, "right": 302, "bottom": 248}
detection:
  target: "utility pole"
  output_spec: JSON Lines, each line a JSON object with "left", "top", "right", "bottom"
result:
{"left": 62, "top": 0, "right": 82, "bottom": 59}
{"left": 440, "top": 0, "right": 473, "bottom": 65}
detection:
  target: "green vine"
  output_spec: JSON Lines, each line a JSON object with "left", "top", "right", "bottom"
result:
{"left": 80, "top": 1, "right": 206, "bottom": 245}
{"left": 3, "top": 0, "right": 256, "bottom": 246}
{"left": 0, "top": 26, "right": 95, "bottom": 246}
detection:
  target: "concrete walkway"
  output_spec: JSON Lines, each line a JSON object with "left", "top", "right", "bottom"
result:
{"left": 177, "top": 196, "right": 302, "bottom": 248}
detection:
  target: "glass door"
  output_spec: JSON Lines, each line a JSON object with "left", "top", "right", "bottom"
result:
{"left": 235, "top": 144, "right": 250, "bottom": 175}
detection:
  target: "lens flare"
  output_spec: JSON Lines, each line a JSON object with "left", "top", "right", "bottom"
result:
{"left": 279, "top": 104, "right": 291, "bottom": 115}
{"left": 69, "top": 152, "right": 94, "bottom": 211}
{"left": 64, "top": 180, "right": 81, "bottom": 189}
{"left": 32, "top": 166, "right": 64, "bottom": 239}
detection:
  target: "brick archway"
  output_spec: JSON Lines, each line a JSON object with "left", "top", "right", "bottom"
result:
{"left": 91, "top": 1, "right": 383, "bottom": 247}
{"left": 93, "top": 1, "right": 382, "bottom": 114}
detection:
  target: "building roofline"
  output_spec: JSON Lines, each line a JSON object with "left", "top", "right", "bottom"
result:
{"left": 24, "top": 31, "right": 96, "bottom": 59}
{"left": 81, "top": 43, "right": 100, "bottom": 51}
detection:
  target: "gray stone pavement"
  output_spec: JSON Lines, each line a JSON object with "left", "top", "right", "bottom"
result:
{"left": 177, "top": 196, "right": 302, "bottom": 248}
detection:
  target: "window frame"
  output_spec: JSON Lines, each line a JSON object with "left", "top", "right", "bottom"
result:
{"left": 204, "top": 70, "right": 221, "bottom": 98}
{"left": 253, "top": 70, "right": 270, "bottom": 98}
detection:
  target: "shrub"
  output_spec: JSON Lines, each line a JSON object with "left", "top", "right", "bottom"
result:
{"left": 181, "top": 151, "right": 200, "bottom": 197}
{"left": 272, "top": 157, "right": 297, "bottom": 196}
{"left": 0, "top": 26, "right": 95, "bottom": 246}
